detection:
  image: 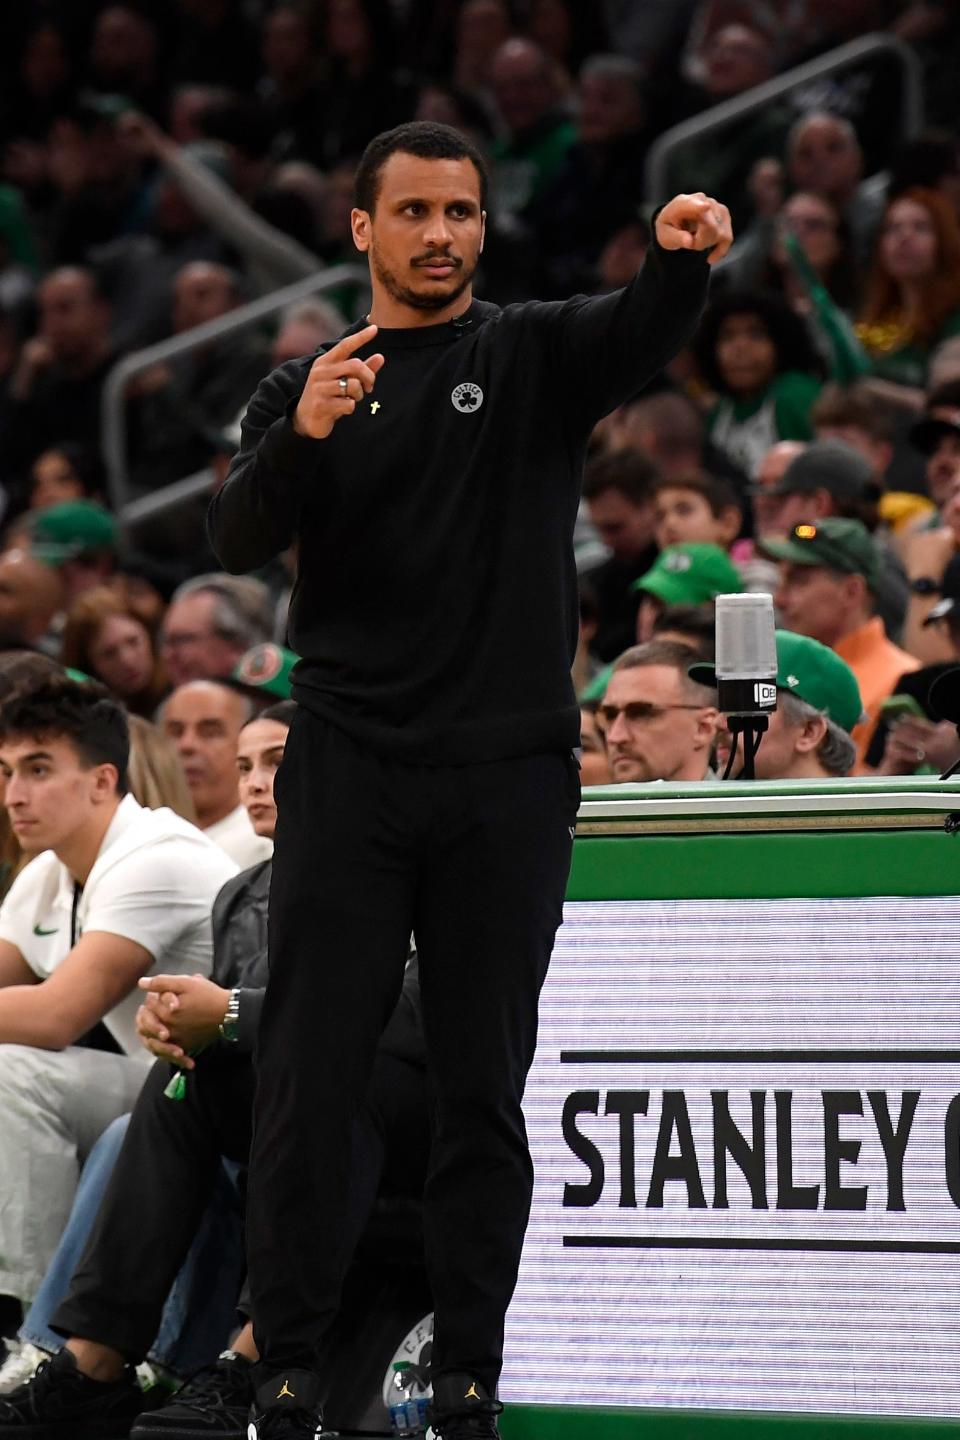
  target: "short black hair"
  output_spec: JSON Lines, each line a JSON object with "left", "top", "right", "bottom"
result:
{"left": 652, "top": 470, "right": 744, "bottom": 520}
{"left": 254, "top": 700, "right": 297, "bottom": 728}
{"left": 582, "top": 449, "right": 659, "bottom": 505}
{"left": 0, "top": 676, "right": 129, "bottom": 793}
{"left": 694, "top": 288, "right": 824, "bottom": 393}
{"left": 354, "top": 121, "right": 489, "bottom": 215}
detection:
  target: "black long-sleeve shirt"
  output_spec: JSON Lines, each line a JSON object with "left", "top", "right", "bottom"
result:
{"left": 208, "top": 237, "right": 711, "bottom": 763}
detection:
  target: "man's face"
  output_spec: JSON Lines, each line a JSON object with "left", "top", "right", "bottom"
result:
{"left": 774, "top": 489, "right": 831, "bottom": 534}
{"left": 925, "top": 414, "right": 960, "bottom": 508}
{"left": 599, "top": 664, "right": 718, "bottom": 783}
{"left": 172, "top": 265, "right": 236, "bottom": 333}
{"left": 0, "top": 733, "right": 109, "bottom": 855}
{"left": 0, "top": 551, "right": 62, "bottom": 646}
{"left": 789, "top": 118, "right": 861, "bottom": 201}
{"left": 353, "top": 153, "right": 485, "bottom": 314}
{"left": 160, "top": 593, "right": 243, "bottom": 687}
{"left": 587, "top": 487, "right": 656, "bottom": 563}
{"left": 162, "top": 682, "right": 248, "bottom": 819}
{"left": 577, "top": 71, "right": 643, "bottom": 145}
{"left": 703, "top": 24, "right": 772, "bottom": 99}
{"left": 235, "top": 717, "right": 288, "bottom": 838}
{"left": 38, "top": 271, "right": 108, "bottom": 364}
{"left": 491, "top": 42, "right": 554, "bottom": 134}
{"left": 775, "top": 562, "right": 852, "bottom": 646}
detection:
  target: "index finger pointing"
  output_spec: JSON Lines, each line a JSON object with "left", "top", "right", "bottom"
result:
{"left": 323, "top": 323, "right": 379, "bottom": 362}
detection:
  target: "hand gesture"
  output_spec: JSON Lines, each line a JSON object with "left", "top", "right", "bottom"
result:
{"left": 292, "top": 323, "right": 385, "bottom": 439}
{"left": 880, "top": 714, "right": 960, "bottom": 776}
{"left": 136, "top": 972, "right": 233, "bottom": 1068}
{"left": 656, "top": 193, "right": 733, "bottom": 266}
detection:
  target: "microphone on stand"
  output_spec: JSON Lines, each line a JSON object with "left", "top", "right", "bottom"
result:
{"left": 928, "top": 667, "right": 960, "bottom": 780}
{"left": 713, "top": 594, "right": 778, "bottom": 781}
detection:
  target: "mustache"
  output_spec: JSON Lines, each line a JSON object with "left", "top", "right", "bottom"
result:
{"left": 412, "top": 253, "right": 462, "bottom": 267}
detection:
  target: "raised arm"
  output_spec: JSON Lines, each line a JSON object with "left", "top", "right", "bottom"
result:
{"left": 208, "top": 325, "right": 384, "bottom": 573}
{"left": 543, "top": 192, "right": 732, "bottom": 424}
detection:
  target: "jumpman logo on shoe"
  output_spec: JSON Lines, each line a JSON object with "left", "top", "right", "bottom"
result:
{"left": 464, "top": 1383, "right": 480, "bottom": 1400}
{"left": 276, "top": 1380, "right": 296, "bottom": 1399}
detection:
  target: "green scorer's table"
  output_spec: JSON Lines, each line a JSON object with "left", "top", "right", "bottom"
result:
{"left": 497, "top": 779, "right": 960, "bottom": 1440}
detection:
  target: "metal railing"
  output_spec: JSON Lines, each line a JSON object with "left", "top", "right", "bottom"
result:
{"left": 644, "top": 33, "right": 924, "bottom": 204}
{"left": 100, "top": 262, "right": 370, "bottom": 526}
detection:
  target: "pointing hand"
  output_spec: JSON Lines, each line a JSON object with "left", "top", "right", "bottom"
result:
{"left": 655, "top": 193, "right": 734, "bottom": 266}
{"left": 292, "top": 324, "right": 386, "bottom": 439}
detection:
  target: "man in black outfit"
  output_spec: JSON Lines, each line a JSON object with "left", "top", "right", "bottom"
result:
{"left": 208, "top": 120, "right": 731, "bottom": 1440}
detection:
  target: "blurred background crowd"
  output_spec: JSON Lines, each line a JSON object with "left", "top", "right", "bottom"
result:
{"left": 0, "top": 0, "right": 954, "bottom": 799}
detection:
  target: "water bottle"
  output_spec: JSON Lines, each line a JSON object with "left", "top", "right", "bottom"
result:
{"left": 389, "top": 1360, "right": 429, "bottom": 1435}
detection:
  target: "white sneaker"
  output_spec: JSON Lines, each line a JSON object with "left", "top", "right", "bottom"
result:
{"left": 0, "top": 1340, "right": 50, "bottom": 1394}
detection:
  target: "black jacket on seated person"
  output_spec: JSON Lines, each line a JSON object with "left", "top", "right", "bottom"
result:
{"left": 51, "top": 860, "right": 428, "bottom": 1367}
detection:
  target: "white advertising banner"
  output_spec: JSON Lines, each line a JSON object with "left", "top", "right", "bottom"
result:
{"left": 501, "top": 896, "right": 960, "bottom": 1418}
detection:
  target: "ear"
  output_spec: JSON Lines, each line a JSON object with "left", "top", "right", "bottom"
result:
{"left": 844, "top": 571, "right": 869, "bottom": 611}
{"left": 693, "top": 707, "right": 720, "bottom": 751}
{"left": 717, "top": 505, "right": 742, "bottom": 546}
{"left": 479, "top": 209, "right": 487, "bottom": 255}
{"left": 91, "top": 763, "right": 119, "bottom": 803}
{"left": 351, "top": 206, "right": 371, "bottom": 254}
{"left": 794, "top": 713, "right": 827, "bottom": 756}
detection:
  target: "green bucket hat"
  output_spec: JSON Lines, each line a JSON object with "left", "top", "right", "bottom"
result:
{"left": 231, "top": 642, "right": 297, "bottom": 700}
{"left": 632, "top": 543, "right": 741, "bottom": 607}
{"left": 691, "top": 629, "right": 864, "bottom": 733}
{"left": 760, "top": 517, "right": 881, "bottom": 592}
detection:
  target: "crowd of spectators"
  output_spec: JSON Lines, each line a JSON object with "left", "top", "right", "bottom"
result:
{"left": 0, "top": 0, "right": 957, "bottom": 1433}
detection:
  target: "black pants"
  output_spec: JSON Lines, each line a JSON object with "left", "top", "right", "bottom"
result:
{"left": 247, "top": 711, "right": 578, "bottom": 1392}
{"left": 52, "top": 1046, "right": 429, "bottom": 1364}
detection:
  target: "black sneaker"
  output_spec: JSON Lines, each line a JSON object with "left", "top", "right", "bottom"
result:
{"left": 427, "top": 1374, "right": 503, "bottom": 1439}
{"left": 130, "top": 1352, "right": 254, "bottom": 1438}
{"left": 0, "top": 1347, "right": 144, "bottom": 1438}
{"left": 246, "top": 1370, "right": 329, "bottom": 1438}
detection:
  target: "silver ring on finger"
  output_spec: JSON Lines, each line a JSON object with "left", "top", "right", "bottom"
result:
{"left": 338, "top": 376, "right": 349, "bottom": 394}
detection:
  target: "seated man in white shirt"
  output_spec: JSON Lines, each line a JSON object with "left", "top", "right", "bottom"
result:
{"left": 0, "top": 676, "right": 237, "bottom": 1308}
{"left": 160, "top": 681, "right": 273, "bottom": 868}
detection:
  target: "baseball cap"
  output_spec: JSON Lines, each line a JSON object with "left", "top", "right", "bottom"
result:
{"left": 909, "top": 406, "right": 960, "bottom": 456}
{"left": 754, "top": 439, "right": 879, "bottom": 502}
{"left": 28, "top": 501, "right": 118, "bottom": 564}
{"left": 760, "top": 516, "right": 881, "bottom": 591}
{"left": 690, "top": 629, "right": 863, "bottom": 733}
{"left": 632, "top": 544, "right": 741, "bottom": 607}
{"left": 231, "top": 642, "right": 297, "bottom": 700}
{"left": 923, "top": 552, "right": 960, "bottom": 626}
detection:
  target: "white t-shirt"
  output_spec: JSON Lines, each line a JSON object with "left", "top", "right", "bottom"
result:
{"left": 204, "top": 804, "right": 273, "bottom": 868}
{"left": 0, "top": 794, "right": 238, "bottom": 1061}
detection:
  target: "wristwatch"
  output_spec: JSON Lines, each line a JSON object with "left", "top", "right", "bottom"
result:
{"left": 218, "top": 988, "right": 241, "bottom": 1043}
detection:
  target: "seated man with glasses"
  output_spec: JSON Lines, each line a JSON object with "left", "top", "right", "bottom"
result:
{"left": 598, "top": 639, "right": 721, "bottom": 783}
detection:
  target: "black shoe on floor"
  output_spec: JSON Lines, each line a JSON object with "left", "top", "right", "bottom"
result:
{"left": 427, "top": 1373, "right": 503, "bottom": 1439}
{"left": 130, "top": 1352, "right": 254, "bottom": 1438}
{"left": 246, "top": 1369, "right": 329, "bottom": 1438}
{"left": 0, "top": 1347, "right": 144, "bottom": 1439}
